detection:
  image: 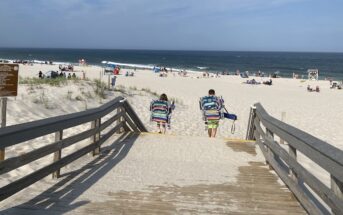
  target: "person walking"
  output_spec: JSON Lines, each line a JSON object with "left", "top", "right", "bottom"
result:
{"left": 199, "top": 89, "right": 224, "bottom": 138}
{"left": 150, "top": 94, "right": 174, "bottom": 134}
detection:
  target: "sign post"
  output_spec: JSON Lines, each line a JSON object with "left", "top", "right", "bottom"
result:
{"left": 1, "top": 98, "right": 7, "bottom": 127}
{"left": 0, "top": 63, "right": 19, "bottom": 160}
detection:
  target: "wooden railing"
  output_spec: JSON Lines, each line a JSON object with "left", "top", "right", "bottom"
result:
{"left": 246, "top": 103, "right": 343, "bottom": 215}
{"left": 0, "top": 96, "right": 147, "bottom": 201}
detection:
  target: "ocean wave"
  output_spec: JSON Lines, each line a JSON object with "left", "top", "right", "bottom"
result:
{"left": 197, "top": 66, "right": 209, "bottom": 70}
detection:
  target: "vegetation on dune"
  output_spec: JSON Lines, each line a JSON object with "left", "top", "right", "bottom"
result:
{"left": 19, "top": 77, "right": 185, "bottom": 108}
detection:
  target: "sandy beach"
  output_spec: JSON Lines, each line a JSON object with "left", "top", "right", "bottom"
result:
{"left": 14, "top": 63, "right": 343, "bottom": 150}
{"left": 1, "top": 63, "right": 342, "bottom": 206}
{"left": 1, "top": 0, "right": 343, "bottom": 212}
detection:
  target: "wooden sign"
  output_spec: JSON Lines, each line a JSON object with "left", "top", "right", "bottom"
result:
{"left": 0, "top": 64, "right": 19, "bottom": 97}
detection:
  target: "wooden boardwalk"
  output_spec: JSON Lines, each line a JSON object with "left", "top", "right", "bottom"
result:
{"left": 0, "top": 133, "right": 306, "bottom": 214}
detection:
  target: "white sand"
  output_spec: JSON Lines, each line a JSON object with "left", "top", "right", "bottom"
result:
{"left": 0, "top": 63, "right": 342, "bottom": 207}
{"left": 17, "top": 64, "right": 343, "bottom": 148}
{"left": 0, "top": 133, "right": 264, "bottom": 213}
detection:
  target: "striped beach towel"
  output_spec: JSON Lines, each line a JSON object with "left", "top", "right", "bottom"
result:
{"left": 150, "top": 100, "right": 170, "bottom": 123}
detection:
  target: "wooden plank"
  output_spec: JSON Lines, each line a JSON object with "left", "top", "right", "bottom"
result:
{"left": 0, "top": 98, "right": 6, "bottom": 161}
{"left": 254, "top": 121, "right": 343, "bottom": 213}
{"left": 122, "top": 103, "right": 141, "bottom": 131}
{"left": 0, "top": 97, "right": 123, "bottom": 149}
{"left": 123, "top": 123, "right": 130, "bottom": 132}
{"left": 115, "top": 107, "right": 123, "bottom": 134}
{"left": 0, "top": 122, "right": 124, "bottom": 201}
{"left": 119, "top": 107, "right": 125, "bottom": 133}
{"left": 98, "top": 122, "right": 125, "bottom": 147}
{"left": 256, "top": 139, "right": 324, "bottom": 215}
{"left": 289, "top": 145, "right": 298, "bottom": 183}
{"left": 0, "top": 140, "right": 101, "bottom": 201}
{"left": 123, "top": 101, "right": 147, "bottom": 132}
{"left": 253, "top": 118, "right": 268, "bottom": 165}
{"left": 52, "top": 130, "right": 63, "bottom": 179}
{"left": 1, "top": 97, "right": 7, "bottom": 128}
{"left": 254, "top": 103, "right": 343, "bottom": 180}
{"left": 0, "top": 148, "right": 4, "bottom": 161}
{"left": 246, "top": 105, "right": 257, "bottom": 140}
{"left": 92, "top": 118, "right": 101, "bottom": 156}
{"left": 280, "top": 111, "right": 286, "bottom": 144}
{"left": 331, "top": 175, "right": 343, "bottom": 215}
{"left": 262, "top": 137, "right": 343, "bottom": 213}
{"left": 123, "top": 113, "right": 140, "bottom": 133}
{"left": 266, "top": 128, "right": 274, "bottom": 170}
{"left": 255, "top": 103, "right": 343, "bottom": 164}
{"left": 100, "top": 111, "right": 123, "bottom": 132}
{"left": 124, "top": 103, "right": 144, "bottom": 131}
{"left": 0, "top": 127, "right": 97, "bottom": 175}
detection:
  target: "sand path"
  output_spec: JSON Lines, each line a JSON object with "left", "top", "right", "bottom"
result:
{"left": 0, "top": 133, "right": 305, "bottom": 214}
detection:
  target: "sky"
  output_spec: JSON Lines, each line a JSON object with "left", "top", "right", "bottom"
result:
{"left": 0, "top": 0, "right": 342, "bottom": 52}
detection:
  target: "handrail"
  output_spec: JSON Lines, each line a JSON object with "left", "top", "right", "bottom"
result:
{"left": 0, "top": 96, "right": 123, "bottom": 148}
{"left": 0, "top": 97, "right": 147, "bottom": 201}
{"left": 247, "top": 103, "right": 343, "bottom": 215}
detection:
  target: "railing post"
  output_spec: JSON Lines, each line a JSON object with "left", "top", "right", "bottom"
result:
{"left": 119, "top": 99, "right": 130, "bottom": 132}
{"left": 52, "top": 130, "right": 63, "bottom": 179}
{"left": 246, "top": 105, "right": 256, "bottom": 140}
{"left": 0, "top": 98, "right": 7, "bottom": 161}
{"left": 289, "top": 145, "right": 298, "bottom": 183}
{"left": 266, "top": 128, "right": 274, "bottom": 170}
{"left": 0, "top": 148, "right": 4, "bottom": 161}
{"left": 92, "top": 118, "right": 101, "bottom": 156}
{"left": 331, "top": 175, "right": 343, "bottom": 215}
{"left": 116, "top": 107, "right": 121, "bottom": 134}
{"left": 280, "top": 112, "right": 286, "bottom": 144}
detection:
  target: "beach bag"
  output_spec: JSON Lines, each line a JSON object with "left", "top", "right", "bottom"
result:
{"left": 150, "top": 100, "right": 169, "bottom": 123}
{"left": 200, "top": 96, "right": 223, "bottom": 121}
{"left": 223, "top": 112, "right": 237, "bottom": 121}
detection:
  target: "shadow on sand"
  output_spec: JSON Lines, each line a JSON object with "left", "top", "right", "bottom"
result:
{"left": 1, "top": 132, "right": 139, "bottom": 215}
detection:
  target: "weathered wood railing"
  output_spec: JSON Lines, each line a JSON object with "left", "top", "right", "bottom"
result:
{"left": 246, "top": 103, "right": 343, "bottom": 215}
{"left": 0, "top": 96, "right": 147, "bottom": 201}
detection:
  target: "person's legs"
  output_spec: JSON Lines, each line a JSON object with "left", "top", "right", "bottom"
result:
{"left": 161, "top": 123, "right": 166, "bottom": 134}
{"left": 157, "top": 122, "right": 162, "bottom": 133}
{"left": 211, "top": 128, "right": 217, "bottom": 138}
{"left": 207, "top": 121, "right": 216, "bottom": 138}
{"left": 208, "top": 128, "right": 212, "bottom": 137}
{"left": 210, "top": 121, "right": 219, "bottom": 138}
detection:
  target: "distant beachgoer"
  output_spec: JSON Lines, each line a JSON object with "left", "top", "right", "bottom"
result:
{"left": 38, "top": 71, "right": 43, "bottom": 79}
{"left": 67, "top": 73, "right": 72, "bottom": 79}
{"left": 263, "top": 79, "right": 272, "bottom": 85}
{"left": 200, "top": 89, "right": 224, "bottom": 138}
{"left": 72, "top": 73, "right": 76, "bottom": 78}
{"left": 307, "top": 85, "right": 313, "bottom": 92}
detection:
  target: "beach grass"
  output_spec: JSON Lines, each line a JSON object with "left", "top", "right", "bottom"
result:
{"left": 19, "top": 77, "right": 69, "bottom": 87}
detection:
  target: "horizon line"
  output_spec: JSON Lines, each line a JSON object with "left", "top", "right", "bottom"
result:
{"left": 0, "top": 47, "right": 342, "bottom": 54}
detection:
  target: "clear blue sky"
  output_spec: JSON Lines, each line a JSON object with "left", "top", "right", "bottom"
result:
{"left": 0, "top": 0, "right": 342, "bottom": 52}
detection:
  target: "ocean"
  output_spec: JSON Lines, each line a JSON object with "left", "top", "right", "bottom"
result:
{"left": 1, "top": 48, "right": 343, "bottom": 80}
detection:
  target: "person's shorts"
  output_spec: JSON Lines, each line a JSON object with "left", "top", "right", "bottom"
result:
{"left": 207, "top": 120, "right": 219, "bottom": 129}
{"left": 157, "top": 122, "right": 166, "bottom": 127}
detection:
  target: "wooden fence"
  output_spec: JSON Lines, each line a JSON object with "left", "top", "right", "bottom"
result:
{"left": 246, "top": 103, "right": 343, "bottom": 215}
{"left": 0, "top": 96, "right": 147, "bottom": 201}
